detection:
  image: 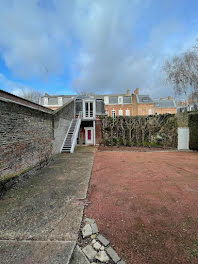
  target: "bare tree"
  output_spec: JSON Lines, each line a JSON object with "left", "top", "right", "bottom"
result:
{"left": 21, "top": 89, "right": 42, "bottom": 104}
{"left": 163, "top": 41, "right": 198, "bottom": 105}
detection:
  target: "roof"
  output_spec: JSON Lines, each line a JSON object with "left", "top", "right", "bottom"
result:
{"left": 0, "top": 89, "right": 53, "bottom": 114}
{"left": 136, "top": 94, "right": 153, "bottom": 104}
{"left": 154, "top": 99, "right": 176, "bottom": 108}
{"left": 42, "top": 94, "right": 75, "bottom": 98}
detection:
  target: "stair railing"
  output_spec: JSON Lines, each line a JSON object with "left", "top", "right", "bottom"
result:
{"left": 70, "top": 114, "right": 82, "bottom": 153}
{"left": 60, "top": 119, "right": 73, "bottom": 152}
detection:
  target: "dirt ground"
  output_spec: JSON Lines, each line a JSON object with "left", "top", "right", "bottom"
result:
{"left": 85, "top": 150, "right": 198, "bottom": 264}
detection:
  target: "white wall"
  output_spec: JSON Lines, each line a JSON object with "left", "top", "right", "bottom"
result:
{"left": 178, "top": 127, "right": 189, "bottom": 150}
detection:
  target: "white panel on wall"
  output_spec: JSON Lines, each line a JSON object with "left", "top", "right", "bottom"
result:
{"left": 178, "top": 127, "right": 189, "bottom": 150}
{"left": 104, "top": 96, "right": 109, "bottom": 104}
{"left": 58, "top": 97, "right": 63, "bottom": 106}
{"left": 118, "top": 96, "right": 123, "bottom": 104}
{"left": 44, "top": 97, "right": 48, "bottom": 105}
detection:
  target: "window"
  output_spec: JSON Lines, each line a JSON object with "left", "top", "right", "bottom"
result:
{"left": 118, "top": 109, "right": 123, "bottom": 116}
{"left": 125, "top": 109, "right": 130, "bottom": 116}
{"left": 123, "top": 96, "right": 132, "bottom": 104}
{"left": 148, "top": 109, "right": 153, "bottom": 115}
{"left": 112, "top": 110, "right": 116, "bottom": 118}
{"left": 48, "top": 97, "right": 58, "bottom": 105}
{"left": 109, "top": 96, "right": 118, "bottom": 104}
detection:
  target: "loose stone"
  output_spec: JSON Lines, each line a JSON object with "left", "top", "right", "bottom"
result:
{"left": 95, "top": 250, "right": 109, "bottom": 263}
{"left": 91, "top": 234, "right": 97, "bottom": 239}
{"left": 85, "top": 218, "right": 95, "bottom": 224}
{"left": 82, "top": 224, "right": 92, "bottom": 238}
{"left": 82, "top": 245, "right": 97, "bottom": 261}
{"left": 92, "top": 239, "right": 96, "bottom": 244}
{"left": 93, "top": 241, "right": 101, "bottom": 250}
{"left": 91, "top": 223, "right": 99, "bottom": 234}
{"left": 106, "top": 246, "right": 121, "bottom": 263}
{"left": 97, "top": 234, "right": 110, "bottom": 247}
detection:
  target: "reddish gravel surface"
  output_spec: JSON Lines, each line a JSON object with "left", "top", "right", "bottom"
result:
{"left": 85, "top": 150, "right": 198, "bottom": 264}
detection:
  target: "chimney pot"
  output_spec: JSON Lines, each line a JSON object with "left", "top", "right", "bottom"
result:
{"left": 168, "top": 96, "right": 172, "bottom": 100}
{"left": 134, "top": 88, "right": 139, "bottom": 95}
{"left": 126, "top": 89, "right": 130, "bottom": 96}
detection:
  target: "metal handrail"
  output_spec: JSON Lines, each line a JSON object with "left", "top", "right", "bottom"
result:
{"left": 60, "top": 119, "right": 73, "bottom": 152}
{"left": 70, "top": 114, "right": 81, "bottom": 153}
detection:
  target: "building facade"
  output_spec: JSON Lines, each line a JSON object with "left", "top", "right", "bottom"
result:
{"left": 39, "top": 88, "right": 177, "bottom": 117}
{"left": 39, "top": 93, "right": 75, "bottom": 110}
{"left": 104, "top": 88, "right": 177, "bottom": 117}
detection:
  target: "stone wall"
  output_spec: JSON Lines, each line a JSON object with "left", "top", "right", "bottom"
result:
{"left": 100, "top": 114, "right": 178, "bottom": 148}
{"left": 0, "top": 99, "right": 53, "bottom": 182}
{"left": 52, "top": 100, "right": 74, "bottom": 154}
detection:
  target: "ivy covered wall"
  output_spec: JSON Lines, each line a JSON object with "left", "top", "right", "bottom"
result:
{"left": 100, "top": 114, "right": 178, "bottom": 148}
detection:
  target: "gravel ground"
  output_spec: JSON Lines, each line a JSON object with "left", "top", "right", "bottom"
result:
{"left": 85, "top": 150, "right": 198, "bottom": 264}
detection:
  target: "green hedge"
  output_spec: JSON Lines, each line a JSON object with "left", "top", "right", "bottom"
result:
{"left": 189, "top": 113, "right": 198, "bottom": 150}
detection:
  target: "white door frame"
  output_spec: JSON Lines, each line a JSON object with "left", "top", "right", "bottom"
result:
{"left": 85, "top": 127, "right": 94, "bottom": 145}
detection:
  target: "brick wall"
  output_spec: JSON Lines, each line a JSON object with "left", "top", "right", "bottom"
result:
{"left": 105, "top": 104, "right": 133, "bottom": 117}
{"left": 95, "top": 119, "right": 102, "bottom": 144}
{"left": 136, "top": 104, "right": 154, "bottom": 115}
{"left": 155, "top": 108, "right": 177, "bottom": 115}
{"left": 0, "top": 99, "right": 53, "bottom": 182}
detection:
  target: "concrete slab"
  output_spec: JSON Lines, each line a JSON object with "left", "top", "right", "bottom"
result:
{"left": 70, "top": 245, "right": 90, "bottom": 264}
{"left": 0, "top": 151, "right": 94, "bottom": 262}
{"left": 0, "top": 240, "right": 75, "bottom": 264}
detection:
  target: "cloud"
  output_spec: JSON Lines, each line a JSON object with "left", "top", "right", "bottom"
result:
{"left": 0, "top": 73, "right": 34, "bottom": 96}
{"left": 0, "top": 0, "right": 197, "bottom": 96}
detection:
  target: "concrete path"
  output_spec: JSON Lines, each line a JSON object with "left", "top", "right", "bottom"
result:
{"left": 0, "top": 150, "right": 94, "bottom": 264}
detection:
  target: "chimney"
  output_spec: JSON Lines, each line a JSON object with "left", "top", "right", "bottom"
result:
{"left": 160, "top": 98, "right": 163, "bottom": 100}
{"left": 134, "top": 88, "right": 139, "bottom": 95}
{"left": 126, "top": 89, "right": 130, "bottom": 96}
{"left": 168, "top": 96, "right": 172, "bottom": 100}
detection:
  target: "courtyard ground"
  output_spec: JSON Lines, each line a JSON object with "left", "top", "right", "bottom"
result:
{"left": 85, "top": 150, "right": 198, "bottom": 264}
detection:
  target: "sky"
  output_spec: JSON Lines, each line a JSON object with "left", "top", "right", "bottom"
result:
{"left": 0, "top": 0, "right": 198, "bottom": 98}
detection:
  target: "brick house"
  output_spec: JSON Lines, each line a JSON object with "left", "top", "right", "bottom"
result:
{"left": 104, "top": 88, "right": 177, "bottom": 117}
{"left": 39, "top": 89, "right": 176, "bottom": 117}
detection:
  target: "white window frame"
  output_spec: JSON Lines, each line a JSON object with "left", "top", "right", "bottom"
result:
{"left": 148, "top": 109, "right": 153, "bottom": 115}
{"left": 43, "top": 97, "right": 48, "bottom": 105}
{"left": 118, "top": 96, "right": 123, "bottom": 104}
{"left": 118, "top": 109, "right": 123, "bottom": 116}
{"left": 125, "top": 109, "right": 130, "bottom": 116}
{"left": 112, "top": 110, "right": 116, "bottom": 118}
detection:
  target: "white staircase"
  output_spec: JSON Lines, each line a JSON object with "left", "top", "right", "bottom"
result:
{"left": 61, "top": 116, "right": 81, "bottom": 153}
